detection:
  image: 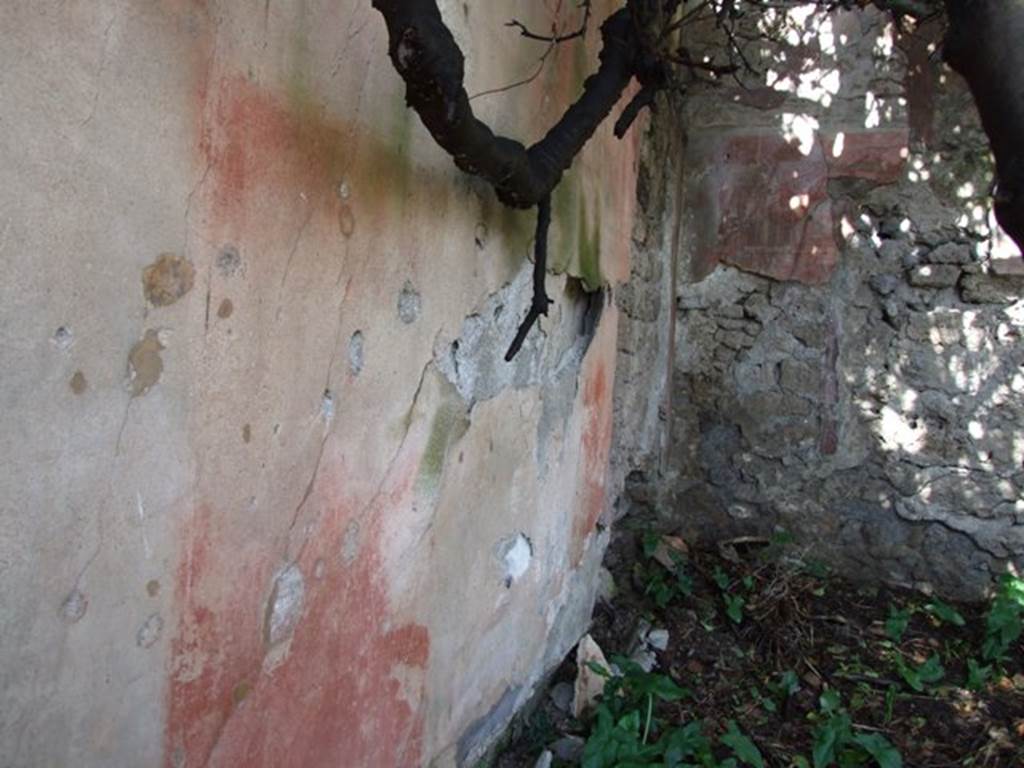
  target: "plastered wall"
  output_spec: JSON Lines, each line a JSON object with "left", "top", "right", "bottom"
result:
{"left": 0, "top": 2, "right": 645, "bottom": 765}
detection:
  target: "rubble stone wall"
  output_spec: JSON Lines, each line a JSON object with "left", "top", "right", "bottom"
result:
{"left": 656, "top": 7, "right": 1024, "bottom": 599}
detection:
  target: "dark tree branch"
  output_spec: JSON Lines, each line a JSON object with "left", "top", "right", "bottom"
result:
{"left": 371, "top": 0, "right": 1021, "bottom": 364}
{"left": 371, "top": 0, "right": 681, "bottom": 356}
{"left": 371, "top": 0, "right": 657, "bottom": 209}
{"left": 507, "top": 0, "right": 593, "bottom": 44}
{"left": 614, "top": 84, "right": 658, "bottom": 138}
{"left": 943, "top": 0, "right": 1024, "bottom": 252}
{"left": 505, "top": 196, "right": 553, "bottom": 361}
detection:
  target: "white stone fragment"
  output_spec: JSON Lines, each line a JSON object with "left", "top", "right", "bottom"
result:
{"left": 573, "top": 634, "right": 609, "bottom": 718}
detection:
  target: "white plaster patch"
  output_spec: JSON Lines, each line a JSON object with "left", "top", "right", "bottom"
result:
{"left": 51, "top": 325, "right": 74, "bottom": 350}
{"left": 59, "top": 589, "right": 87, "bottom": 624}
{"left": 265, "top": 563, "right": 305, "bottom": 648}
{"left": 321, "top": 389, "right": 335, "bottom": 423}
{"left": 499, "top": 533, "right": 532, "bottom": 587}
{"left": 348, "top": 330, "right": 365, "bottom": 376}
{"left": 398, "top": 279, "right": 421, "bottom": 324}
{"left": 136, "top": 613, "right": 163, "bottom": 649}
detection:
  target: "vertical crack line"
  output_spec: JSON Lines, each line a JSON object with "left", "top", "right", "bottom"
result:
{"left": 203, "top": 262, "right": 213, "bottom": 335}
{"left": 78, "top": 12, "right": 117, "bottom": 129}
{"left": 283, "top": 433, "right": 329, "bottom": 562}
{"left": 280, "top": 208, "right": 315, "bottom": 289}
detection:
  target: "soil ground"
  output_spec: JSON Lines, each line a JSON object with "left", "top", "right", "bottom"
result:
{"left": 495, "top": 525, "right": 1024, "bottom": 768}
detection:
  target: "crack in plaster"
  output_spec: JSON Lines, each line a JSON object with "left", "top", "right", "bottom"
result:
{"left": 78, "top": 12, "right": 118, "bottom": 129}
{"left": 279, "top": 206, "right": 315, "bottom": 290}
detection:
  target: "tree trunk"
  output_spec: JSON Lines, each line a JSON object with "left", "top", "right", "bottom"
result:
{"left": 944, "top": 0, "right": 1024, "bottom": 253}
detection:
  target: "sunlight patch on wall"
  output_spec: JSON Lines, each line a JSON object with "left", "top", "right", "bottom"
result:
{"left": 780, "top": 113, "right": 819, "bottom": 156}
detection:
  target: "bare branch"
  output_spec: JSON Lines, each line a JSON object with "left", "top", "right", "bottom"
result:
{"left": 507, "top": 0, "right": 592, "bottom": 44}
{"left": 505, "top": 196, "right": 553, "bottom": 360}
{"left": 372, "top": 0, "right": 658, "bottom": 208}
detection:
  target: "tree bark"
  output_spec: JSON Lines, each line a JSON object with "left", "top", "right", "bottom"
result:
{"left": 371, "top": 0, "right": 650, "bottom": 209}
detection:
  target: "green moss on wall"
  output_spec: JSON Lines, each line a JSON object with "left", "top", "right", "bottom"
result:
{"left": 417, "top": 398, "right": 469, "bottom": 495}
{"left": 576, "top": 194, "right": 602, "bottom": 291}
{"left": 550, "top": 168, "right": 580, "bottom": 274}
{"left": 549, "top": 168, "right": 603, "bottom": 289}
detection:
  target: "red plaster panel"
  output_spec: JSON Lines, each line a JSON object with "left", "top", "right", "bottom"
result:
{"left": 823, "top": 130, "right": 909, "bottom": 183}
{"left": 193, "top": 73, "right": 436, "bottom": 251}
{"left": 713, "top": 134, "right": 837, "bottom": 285}
{"left": 691, "top": 130, "right": 907, "bottom": 285}
{"left": 572, "top": 358, "right": 614, "bottom": 566}
{"left": 165, "top": 463, "right": 430, "bottom": 768}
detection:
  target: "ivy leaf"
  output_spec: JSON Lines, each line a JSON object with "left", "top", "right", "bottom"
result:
{"left": 722, "top": 720, "right": 764, "bottom": 768}
{"left": 917, "top": 655, "right": 945, "bottom": 686}
{"left": 648, "top": 675, "right": 691, "bottom": 702}
{"left": 924, "top": 599, "right": 965, "bottom": 627}
{"left": 896, "top": 655, "right": 944, "bottom": 692}
{"left": 966, "top": 658, "right": 992, "bottom": 691}
{"left": 725, "top": 594, "right": 745, "bottom": 625}
{"left": 812, "top": 712, "right": 851, "bottom": 768}
{"left": 819, "top": 689, "right": 842, "bottom": 714}
{"left": 851, "top": 732, "right": 903, "bottom": 768}
{"left": 662, "top": 720, "right": 710, "bottom": 763}
{"left": 884, "top": 607, "right": 911, "bottom": 643}
{"left": 713, "top": 566, "right": 731, "bottom": 591}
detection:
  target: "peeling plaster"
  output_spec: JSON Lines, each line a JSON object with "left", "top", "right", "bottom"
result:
{"left": 498, "top": 533, "right": 532, "bottom": 587}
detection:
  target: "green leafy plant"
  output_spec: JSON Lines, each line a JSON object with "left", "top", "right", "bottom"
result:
{"left": 884, "top": 607, "right": 911, "bottom": 643}
{"left": 981, "top": 573, "right": 1024, "bottom": 663}
{"left": 752, "top": 671, "right": 799, "bottom": 716}
{"left": 894, "top": 654, "right": 945, "bottom": 692}
{"left": 713, "top": 566, "right": 731, "bottom": 591}
{"left": 638, "top": 533, "right": 694, "bottom": 608}
{"left": 965, "top": 658, "right": 992, "bottom": 691}
{"left": 582, "top": 656, "right": 691, "bottom": 767}
{"left": 582, "top": 659, "right": 770, "bottom": 768}
{"left": 724, "top": 593, "right": 746, "bottom": 625}
{"left": 809, "top": 690, "right": 902, "bottom": 768}
{"left": 923, "top": 598, "right": 965, "bottom": 627}
{"left": 662, "top": 721, "right": 716, "bottom": 766}
{"left": 721, "top": 720, "right": 764, "bottom": 767}
{"left": 771, "top": 670, "right": 801, "bottom": 700}
{"left": 712, "top": 566, "right": 748, "bottom": 625}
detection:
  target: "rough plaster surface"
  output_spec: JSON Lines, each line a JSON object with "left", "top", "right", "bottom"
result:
{"left": 0, "top": 2, "right": 642, "bottom": 765}
{"left": 652, "top": 7, "right": 1024, "bottom": 599}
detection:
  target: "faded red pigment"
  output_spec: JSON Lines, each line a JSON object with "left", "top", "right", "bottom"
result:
{"left": 197, "top": 74, "right": 345, "bottom": 234}
{"left": 195, "top": 72, "right": 426, "bottom": 245}
{"left": 165, "top": 472, "right": 430, "bottom": 767}
{"left": 691, "top": 129, "right": 907, "bottom": 285}
{"left": 573, "top": 360, "right": 613, "bottom": 566}
{"left": 166, "top": 70, "right": 431, "bottom": 767}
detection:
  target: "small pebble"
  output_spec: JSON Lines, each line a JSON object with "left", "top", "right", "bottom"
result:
{"left": 647, "top": 628, "right": 670, "bottom": 651}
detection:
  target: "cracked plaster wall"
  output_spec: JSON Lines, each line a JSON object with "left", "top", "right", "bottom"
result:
{"left": 0, "top": 2, "right": 647, "bottom": 766}
{"left": 650, "top": 6, "right": 1024, "bottom": 600}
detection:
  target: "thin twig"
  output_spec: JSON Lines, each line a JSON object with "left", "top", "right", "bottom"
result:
{"left": 507, "top": 0, "right": 592, "bottom": 43}
{"left": 506, "top": 196, "right": 552, "bottom": 361}
{"left": 470, "top": 46, "right": 555, "bottom": 101}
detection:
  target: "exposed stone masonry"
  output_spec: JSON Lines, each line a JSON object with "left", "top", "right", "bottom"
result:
{"left": 644, "top": 6, "right": 1024, "bottom": 599}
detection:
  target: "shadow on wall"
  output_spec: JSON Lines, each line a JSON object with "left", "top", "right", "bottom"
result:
{"left": 651, "top": 5, "right": 1023, "bottom": 600}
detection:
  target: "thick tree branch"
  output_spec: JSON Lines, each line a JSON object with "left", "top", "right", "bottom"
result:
{"left": 943, "top": 0, "right": 1024, "bottom": 253}
{"left": 372, "top": 0, "right": 652, "bottom": 209}
{"left": 371, "top": 0, "right": 679, "bottom": 357}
